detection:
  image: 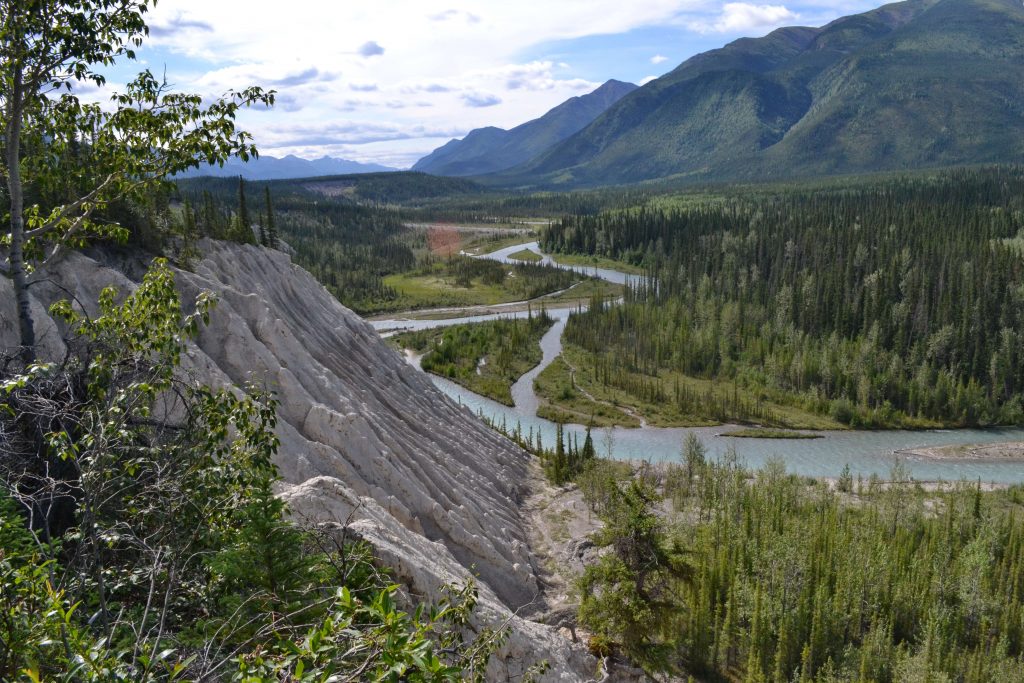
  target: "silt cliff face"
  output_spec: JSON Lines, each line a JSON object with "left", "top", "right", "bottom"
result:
{"left": 0, "top": 241, "right": 605, "bottom": 681}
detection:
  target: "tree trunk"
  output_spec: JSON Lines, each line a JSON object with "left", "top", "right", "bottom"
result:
{"left": 5, "top": 69, "right": 36, "bottom": 363}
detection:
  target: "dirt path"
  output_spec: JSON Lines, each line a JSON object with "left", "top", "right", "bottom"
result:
{"left": 522, "top": 467, "right": 603, "bottom": 617}
{"left": 561, "top": 354, "right": 649, "bottom": 428}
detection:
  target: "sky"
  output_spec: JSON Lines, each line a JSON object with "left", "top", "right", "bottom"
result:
{"left": 93, "top": 0, "right": 884, "bottom": 168}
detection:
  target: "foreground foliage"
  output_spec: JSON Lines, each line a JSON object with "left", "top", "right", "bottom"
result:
{"left": 0, "top": 262, "right": 508, "bottom": 681}
{"left": 1, "top": 0, "right": 272, "bottom": 363}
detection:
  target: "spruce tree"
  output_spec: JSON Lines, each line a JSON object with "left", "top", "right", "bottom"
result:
{"left": 582, "top": 426, "right": 596, "bottom": 462}
{"left": 264, "top": 185, "right": 278, "bottom": 249}
{"left": 210, "top": 474, "right": 321, "bottom": 630}
{"left": 553, "top": 423, "right": 566, "bottom": 484}
{"left": 202, "top": 190, "right": 218, "bottom": 238}
{"left": 235, "top": 175, "right": 255, "bottom": 244}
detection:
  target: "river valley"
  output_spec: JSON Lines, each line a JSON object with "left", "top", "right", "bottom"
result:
{"left": 370, "top": 241, "right": 1024, "bottom": 484}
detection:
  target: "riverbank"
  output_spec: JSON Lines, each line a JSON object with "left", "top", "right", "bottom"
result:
{"left": 539, "top": 250, "right": 646, "bottom": 275}
{"left": 534, "top": 356, "right": 644, "bottom": 428}
{"left": 392, "top": 314, "right": 554, "bottom": 406}
{"left": 368, "top": 279, "right": 621, "bottom": 324}
{"left": 536, "top": 343, "right": 843, "bottom": 430}
{"left": 896, "top": 442, "right": 1024, "bottom": 461}
{"left": 725, "top": 428, "right": 824, "bottom": 439}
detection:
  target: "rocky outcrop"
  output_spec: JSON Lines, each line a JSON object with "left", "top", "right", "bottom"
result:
{"left": 1, "top": 242, "right": 610, "bottom": 680}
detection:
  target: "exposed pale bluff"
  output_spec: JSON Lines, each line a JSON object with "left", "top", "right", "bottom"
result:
{"left": 0, "top": 241, "right": 617, "bottom": 681}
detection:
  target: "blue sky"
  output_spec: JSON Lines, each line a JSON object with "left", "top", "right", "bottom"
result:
{"left": 93, "top": 0, "right": 883, "bottom": 168}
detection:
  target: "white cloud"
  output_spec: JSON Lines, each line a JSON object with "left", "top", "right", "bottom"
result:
{"left": 430, "top": 9, "right": 482, "bottom": 23}
{"left": 129, "top": 0, "right": 821, "bottom": 166}
{"left": 691, "top": 3, "right": 798, "bottom": 34}
{"left": 639, "top": 75, "right": 659, "bottom": 85}
{"left": 497, "top": 60, "right": 590, "bottom": 91}
{"left": 148, "top": 15, "right": 213, "bottom": 38}
{"left": 461, "top": 92, "right": 502, "bottom": 107}
{"left": 137, "top": 0, "right": 701, "bottom": 166}
{"left": 358, "top": 41, "right": 385, "bottom": 57}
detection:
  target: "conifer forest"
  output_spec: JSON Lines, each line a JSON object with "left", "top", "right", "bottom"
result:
{"left": 544, "top": 169, "right": 1024, "bottom": 428}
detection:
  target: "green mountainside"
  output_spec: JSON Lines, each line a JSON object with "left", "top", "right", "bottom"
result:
{"left": 413, "top": 79, "right": 637, "bottom": 176}
{"left": 495, "top": 0, "right": 1024, "bottom": 187}
{"left": 413, "top": 126, "right": 509, "bottom": 175}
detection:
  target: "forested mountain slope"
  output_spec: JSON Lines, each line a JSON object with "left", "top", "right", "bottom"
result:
{"left": 499, "top": 0, "right": 1024, "bottom": 187}
{"left": 414, "top": 79, "right": 637, "bottom": 176}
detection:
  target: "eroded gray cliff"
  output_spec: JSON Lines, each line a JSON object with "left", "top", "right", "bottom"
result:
{"left": 1, "top": 241, "right": 603, "bottom": 681}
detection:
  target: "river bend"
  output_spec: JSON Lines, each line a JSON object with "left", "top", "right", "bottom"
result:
{"left": 370, "top": 242, "right": 1024, "bottom": 483}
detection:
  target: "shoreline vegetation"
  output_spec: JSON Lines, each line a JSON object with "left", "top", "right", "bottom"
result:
{"left": 544, "top": 251, "right": 646, "bottom": 275}
{"left": 506, "top": 248, "right": 543, "bottom": 262}
{"left": 721, "top": 428, "right": 824, "bottom": 439}
{"left": 534, "top": 356, "right": 645, "bottom": 428}
{"left": 391, "top": 311, "right": 554, "bottom": 405}
{"left": 376, "top": 257, "right": 580, "bottom": 313}
{"left": 534, "top": 343, "right": 844, "bottom": 430}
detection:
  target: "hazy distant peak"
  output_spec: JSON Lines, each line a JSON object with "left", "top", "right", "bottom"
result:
{"left": 177, "top": 154, "right": 397, "bottom": 180}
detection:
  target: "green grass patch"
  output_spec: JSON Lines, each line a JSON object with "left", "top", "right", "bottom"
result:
{"left": 507, "top": 248, "right": 543, "bottom": 262}
{"left": 723, "top": 428, "right": 824, "bottom": 439}
{"left": 548, "top": 252, "right": 646, "bottom": 276}
{"left": 371, "top": 256, "right": 582, "bottom": 313}
{"left": 542, "top": 344, "right": 844, "bottom": 430}
{"left": 393, "top": 313, "right": 554, "bottom": 405}
{"left": 534, "top": 356, "right": 641, "bottom": 428}
{"left": 382, "top": 272, "right": 509, "bottom": 308}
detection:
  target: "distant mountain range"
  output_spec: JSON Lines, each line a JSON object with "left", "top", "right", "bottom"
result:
{"left": 178, "top": 154, "right": 396, "bottom": 180}
{"left": 412, "top": 79, "right": 637, "bottom": 176}
{"left": 432, "top": 0, "right": 1024, "bottom": 188}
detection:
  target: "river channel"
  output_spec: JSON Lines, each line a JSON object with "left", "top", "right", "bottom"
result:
{"left": 370, "top": 242, "right": 1024, "bottom": 483}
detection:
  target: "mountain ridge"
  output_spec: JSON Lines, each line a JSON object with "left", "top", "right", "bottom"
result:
{"left": 178, "top": 153, "right": 396, "bottom": 180}
{"left": 492, "top": 0, "right": 1024, "bottom": 188}
{"left": 413, "top": 79, "right": 637, "bottom": 176}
